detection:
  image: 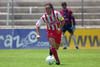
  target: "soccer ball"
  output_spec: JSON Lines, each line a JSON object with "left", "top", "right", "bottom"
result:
{"left": 46, "top": 56, "right": 55, "bottom": 65}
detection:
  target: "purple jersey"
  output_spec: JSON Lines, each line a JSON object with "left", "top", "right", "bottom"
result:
{"left": 60, "top": 8, "right": 76, "bottom": 25}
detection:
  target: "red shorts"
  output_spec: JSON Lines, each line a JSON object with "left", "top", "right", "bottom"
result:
{"left": 46, "top": 30, "right": 62, "bottom": 44}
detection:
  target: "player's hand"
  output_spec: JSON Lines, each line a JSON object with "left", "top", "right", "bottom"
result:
{"left": 72, "top": 25, "right": 76, "bottom": 32}
{"left": 37, "top": 34, "right": 40, "bottom": 40}
{"left": 57, "top": 28, "right": 61, "bottom": 34}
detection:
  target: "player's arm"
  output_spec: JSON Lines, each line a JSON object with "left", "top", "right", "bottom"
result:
{"left": 71, "top": 13, "right": 76, "bottom": 25}
{"left": 57, "top": 12, "right": 65, "bottom": 29}
{"left": 36, "top": 17, "right": 44, "bottom": 40}
{"left": 59, "top": 17, "right": 65, "bottom": 29}
{"left": 70, "top": 11, "right": 76, "bottom": 31}
{"left": 36, "top": 26, "right": 40, "bottom": 40}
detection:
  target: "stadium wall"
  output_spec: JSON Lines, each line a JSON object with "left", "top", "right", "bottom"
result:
{"left": 0, "top": 29, "right": 49, "bottom": 49}
{"left": 64, "top": 28, "right": 100, "bottom": 49}
{"left": 0, "top": 26, "right": 100, "bottom": 49}
{"left": 0, "top": 28, "right": 100, "bottom": 49}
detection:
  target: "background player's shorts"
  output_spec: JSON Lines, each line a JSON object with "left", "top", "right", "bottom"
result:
{"left": 46, "top": 30, "right": 61, "bottom": 44}
{"left": 62, "top": 24, "right": 73, "bottom": 33}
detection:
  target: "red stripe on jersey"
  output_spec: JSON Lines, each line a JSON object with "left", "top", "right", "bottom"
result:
{"left": 56, "top": 12, "right": 59, "bottom": 21}
{"left": 49, "top": 16, "right": 53, "bottom": 22}
{"left": 53, "top": 24, "right": 57, "bottom": 30}
{"left": 45, "top": 11, "right": 60, "bottom": 30}
{"left": 53, "top": 11, "right": 58, "bottom": 22}
{"left": 53, "top": 11, "right": 55, "bottom": 17}
{"left": 50, "top": 26, "right": 52, "bottom": 30}
{"left": 42, "top": 17, "right": 46, "bottom": 23}
{"left": 45, "top": 13, "right": 50, "bottom": 30}
{"left": 45, "top": 13, "right": 48, "bottom": 22}
{"left": 57, "top": 22, "right": 60, "bottom": 28}
{"left": 49, "top": 21, "right": 56, "bottom": 25}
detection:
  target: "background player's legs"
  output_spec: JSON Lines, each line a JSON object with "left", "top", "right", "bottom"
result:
{"left": 63, "top": 27, "right": 79, "bottom": 49}
{"left": 48, "top": 37, "right": 60, "bottom": 65}
{"left": 61, "top": 25, "right": 68, "bottom": 49}
{"left": 61, "top": 33, "right": 68, "bottom": 49}
{"left": 70, "top": 32, "right": 79, "bottom": 49}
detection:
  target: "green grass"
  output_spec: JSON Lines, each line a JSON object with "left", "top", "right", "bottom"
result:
{"left": 0, "top": 49, "right": 100, "bottom": 67}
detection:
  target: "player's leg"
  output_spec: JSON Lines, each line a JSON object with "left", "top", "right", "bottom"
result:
{"left": 55, "top": 32, "right": 62, "bottom": 50}
{"left": 48, "top": 37, "right": 60, "bottom": 65}
{"left": 55, "top": 43, "right": 60, "bottom": 50}
{"left": 62, "top": 33, "right": 68, "bottom": 49}
{"left": 69, "top": 29, "right": 79, "bottom": 49}
{"left": 47, "top": 31, "right": 53, "bottom": 56}
{"left": 49, "top": 46, "right": 53, "bottom": 56}
{"left": 48, "top": 33, "right": 59, "bottom": 56}
{"left": 61, "top": 25, "right": 68, "bottom": 49}
{"left": 54, "top": 43, "right": 61, "bottom": 64}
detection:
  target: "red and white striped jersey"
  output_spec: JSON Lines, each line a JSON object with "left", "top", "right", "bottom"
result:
{"left": 36, "top": 10, "right": 64, "bottom": 30}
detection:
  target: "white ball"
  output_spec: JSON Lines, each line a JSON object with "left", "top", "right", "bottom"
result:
{"left": 46, "top": 56, "right": 55, "bottom": 65}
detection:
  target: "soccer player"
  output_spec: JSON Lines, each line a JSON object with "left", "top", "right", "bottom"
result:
{"left": 36, "top": 3, "right": 65, "bottom": 65}
{"left": 60, "top": 2, "right": 79, "bottom": 49}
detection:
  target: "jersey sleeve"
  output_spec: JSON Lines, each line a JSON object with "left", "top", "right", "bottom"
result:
{"left": 36, "top": 17, "right": 44, "bottom": 27}
{"left": 69, "top": 10, "right": 76, "bottom": 25}
{"left": 57, "top": 11, "right": 64, "bottom": 22}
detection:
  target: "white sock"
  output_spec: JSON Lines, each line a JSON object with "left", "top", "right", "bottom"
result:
{"left": 72, "top": 35, "right": 78, "bottom": 47}
{"left": 61, "top": 35, "right": 68, "bottom": 48}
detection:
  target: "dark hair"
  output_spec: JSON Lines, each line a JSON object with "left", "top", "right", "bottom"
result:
{"left": 45, "top": 3, "right": 54, "bottom": 10}
{"left": 61, "top": 2, "right": 67, "bottom": 6}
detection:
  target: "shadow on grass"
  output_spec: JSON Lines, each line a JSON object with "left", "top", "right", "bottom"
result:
{"left": 53, "top": 63, "right": 68, "bottom": 67}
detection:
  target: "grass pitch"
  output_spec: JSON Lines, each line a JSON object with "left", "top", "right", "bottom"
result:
{"left": 0, "top": 49, "right": 100, "bottom": 67}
